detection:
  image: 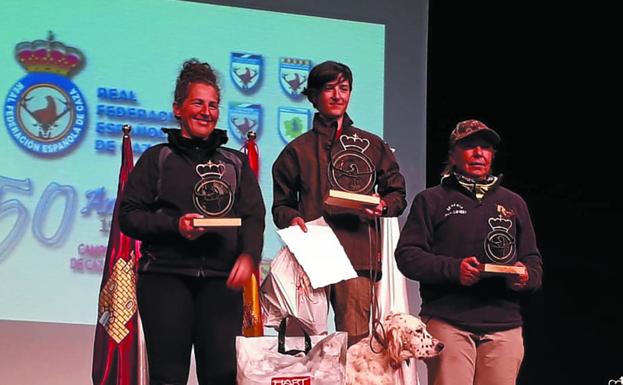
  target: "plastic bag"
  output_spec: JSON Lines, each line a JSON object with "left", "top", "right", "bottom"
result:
{"left": 236, "top": 320, "right": 347, "bottom": 385}
{"left": 260, "top": 247, "right": 328, "bottom": 335}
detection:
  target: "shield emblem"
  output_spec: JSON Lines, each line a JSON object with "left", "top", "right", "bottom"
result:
{"left": 278, "top": 57, "right": 311, "bottom": 99}
{"left": 278, "top": 107, "right": 311, "bottom": 143}
{"left": 230, "top": 52, "right": 262, "bottom": 92}
{"left": 228, "top": 102, "right": 262, "bottom": 143}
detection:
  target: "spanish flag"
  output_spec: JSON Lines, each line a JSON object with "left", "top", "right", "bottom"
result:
{"left": 92, "top": 126, "right": 146, "bottom": 385}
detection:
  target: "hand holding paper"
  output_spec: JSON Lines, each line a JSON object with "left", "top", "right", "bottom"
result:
{"left": 277, "top": 217, "right": 357, "bottom": 289}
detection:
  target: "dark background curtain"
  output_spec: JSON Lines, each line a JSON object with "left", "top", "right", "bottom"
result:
{"left": 427, "top": 2, "right": 620, "bottom": 384}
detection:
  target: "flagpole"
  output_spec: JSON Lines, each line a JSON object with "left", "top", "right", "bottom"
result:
{"left": 241, "top": 130, "right": 264, "bottom": 337}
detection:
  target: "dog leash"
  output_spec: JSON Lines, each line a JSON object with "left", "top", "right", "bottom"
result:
{"left": 368, "top": 216, "right": 389, "bottom": 353}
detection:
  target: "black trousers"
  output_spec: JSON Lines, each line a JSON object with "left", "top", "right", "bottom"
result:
{"left": 137, "top": 273, "right": 242, "bottom": 385}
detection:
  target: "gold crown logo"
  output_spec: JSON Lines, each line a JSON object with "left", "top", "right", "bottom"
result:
{"left": 196, "top": 161, "right": 225, "bottom": 179}
{"left": 15, "top": 32, "right": 84, "bottom": 77}
{"left": 339, "top": 133, "right": 370, "bottom": 152}
{"left": 488, "top": 217, "right": 512, "bottom": 231}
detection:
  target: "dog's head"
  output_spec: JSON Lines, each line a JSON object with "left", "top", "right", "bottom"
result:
{"left": 384, "top": 313, "right": 444, "bottom": 367}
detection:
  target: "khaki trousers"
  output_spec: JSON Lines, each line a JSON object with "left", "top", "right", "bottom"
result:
{"left": 424, "top": 317, "right": 524, "bottom": 385}
{"left": 330, "top": 276, "right": 372, "bottom": 346}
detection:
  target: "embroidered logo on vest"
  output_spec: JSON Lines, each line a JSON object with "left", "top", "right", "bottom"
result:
{"left": 444, "top": 203, "right": 467, "bottom": 217}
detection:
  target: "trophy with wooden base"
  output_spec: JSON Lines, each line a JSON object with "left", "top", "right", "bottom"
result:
{"left": 478, "top": 216, "right": 524, "bottom": 275}
{"left": 324, "top": 133, "right": 379, "bottom": 210}
{"left": 191, "top": 160, "right": 241, "bottom": 228}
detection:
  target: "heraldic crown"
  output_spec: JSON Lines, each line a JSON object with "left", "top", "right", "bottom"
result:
{"left": 16, "top": 31, "right": 85, "bottom": 77}
{"left": 488, "top": 217, "right": 512, "bottom": 231}
{"left": 196, "top": 161, "right": 225, "bottom": 179}
{"left": 339, "top": 133, "right": 370, "bottom": 152}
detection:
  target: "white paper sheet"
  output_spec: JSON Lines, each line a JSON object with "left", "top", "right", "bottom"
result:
{"left": 276, "top": 217, "right": 357, "bottom": 289}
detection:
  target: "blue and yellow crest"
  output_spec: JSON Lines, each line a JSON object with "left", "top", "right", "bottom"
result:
{"left": 3, "top": 32, "right": 88, "bottom": 157}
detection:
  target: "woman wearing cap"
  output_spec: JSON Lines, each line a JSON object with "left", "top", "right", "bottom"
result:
{"left": 395, "top": 119, "right": 542, "bottom": 385}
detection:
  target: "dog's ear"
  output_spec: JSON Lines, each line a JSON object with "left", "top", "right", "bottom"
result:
{"left": 386, "top": 326, "right": 404, "bottom": 368}
{"left": 388, "top": 326, "right": 416, "bottom": 369}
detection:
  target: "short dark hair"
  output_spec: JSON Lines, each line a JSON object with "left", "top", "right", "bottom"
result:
{"left": 302, "top": 61, "right": 353, "bottom": 106}
{"left": 174, "top": 59, "right": 220, "bottom": 107}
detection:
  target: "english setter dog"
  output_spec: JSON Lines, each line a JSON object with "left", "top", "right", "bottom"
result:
{"left": 346, "top": 312, "right": 443, "bottom": 385}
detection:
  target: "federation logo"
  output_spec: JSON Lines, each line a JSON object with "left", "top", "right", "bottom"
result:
{"left": 279, "top": 57, "right": 311, "bottom": 99}
{"left": 277, "top": 106, "right": 311, "bottom": 143}
{"left": 230, "top": 52, "right": 262, "bottom": 93}
{"left": 484, "top": 216, "right": 516, "bottom": 264}
{"left": 3, "top": 32, "right": 88, "bottom": 157}
{"left": 228, "top": 102, "right": 262, "bottom": 143}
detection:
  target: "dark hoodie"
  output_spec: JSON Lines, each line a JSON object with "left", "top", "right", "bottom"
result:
{"left": 119, "top": 128, "right": 265, "bottom": 277}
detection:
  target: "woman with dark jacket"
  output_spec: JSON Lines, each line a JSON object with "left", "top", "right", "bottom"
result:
{"left": 119, "top": 59, "right": 265, "bottom": 385}
{"left": 395, "top": 120, "right": 542, "bottom": 385}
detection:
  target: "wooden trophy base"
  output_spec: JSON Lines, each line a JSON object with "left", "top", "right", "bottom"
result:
{"left": 192, "top": 217, "right": 241, "bottom": 227}
{"left": 324, "top": 189, "right": 380, "bottom": 210}
{"left": 478, "top": 263, "right": 526, "bottom": 275}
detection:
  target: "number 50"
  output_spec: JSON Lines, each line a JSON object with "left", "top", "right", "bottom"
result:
{"left": 0, "top": 176, "right": 76, "bottom": 261}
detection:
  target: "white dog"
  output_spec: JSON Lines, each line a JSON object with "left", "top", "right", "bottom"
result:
{"left": 346, "top": 312, "right": 444, "bottom": 385}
